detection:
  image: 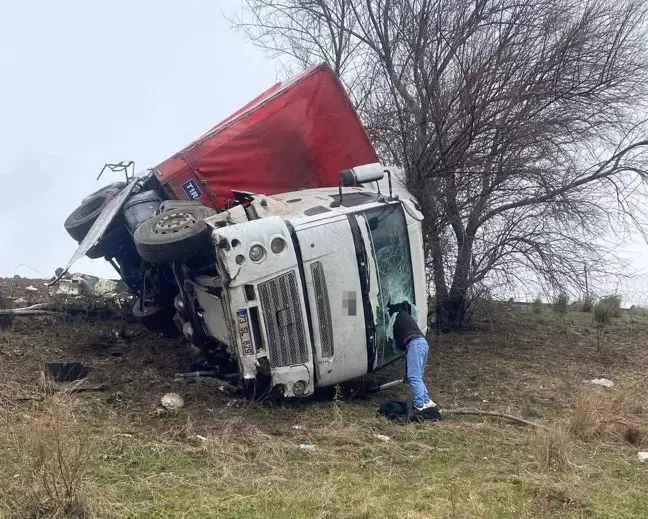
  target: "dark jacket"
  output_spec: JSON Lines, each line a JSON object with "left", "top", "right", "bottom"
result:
{"left": 392, "top": 310, "right": 424, "bottom": 351}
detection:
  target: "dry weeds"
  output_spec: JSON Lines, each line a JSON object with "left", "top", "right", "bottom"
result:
{"left": 1, "top": 393, "right": 92, "bottom": 518}
{"left": 532, "top": 426, "right": 573, "bottom": 470}
{"left": 569, "top": 392, "right": 602, "bottom": 440}
{"left": 2, "top": 291, "right": 648, "bottom": 517}
{"left": 567, "top": 387, "right": 648, "bottom": 448}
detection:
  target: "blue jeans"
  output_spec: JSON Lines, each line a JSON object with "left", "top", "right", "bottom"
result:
{"left": 406, "top": 337, "right": 430, "bottom": 409}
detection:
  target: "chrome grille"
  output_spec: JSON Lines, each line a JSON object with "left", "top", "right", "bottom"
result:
{"left": 258, "top": 271, "right": 308, "bottom": 367}
{"left": 310, "top": 261, "right": 334, "bottom": 357}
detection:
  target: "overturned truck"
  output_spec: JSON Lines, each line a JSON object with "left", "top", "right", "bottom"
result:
{"left": 59, "top": 64, "right": 427, "bottom": 398}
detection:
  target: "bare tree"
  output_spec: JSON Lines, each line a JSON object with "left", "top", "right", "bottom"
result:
{"left": 234, "top": 0, "right": 648, "bottom": 329}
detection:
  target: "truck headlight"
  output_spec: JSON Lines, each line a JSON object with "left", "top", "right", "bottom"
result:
{"left": 249, "top": 244, "right": 265, "bottom": 262}
{"left": 292, "top": 380, "right": 306, "bottom": 396}
{"left": 271, "top": 237, "right": 286, "bottom": 254}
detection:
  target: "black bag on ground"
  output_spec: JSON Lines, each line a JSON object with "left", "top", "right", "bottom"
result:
{"left": 378, "top": 400, "right": 442, "bottom": 423}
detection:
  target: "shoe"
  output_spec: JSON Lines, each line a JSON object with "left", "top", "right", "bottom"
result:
{"left": 415, "top": 400, "right": 438, "bottom": 411}
{"left": 412, "top": 401, "right": 443, "bottom": 422}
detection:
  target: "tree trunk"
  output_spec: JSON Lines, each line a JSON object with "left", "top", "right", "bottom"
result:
{"left": 427, "top": 228, "right": 447, "bottom": 299}
{"left": 436, "top": 237, "right": 473, "bottom": 332}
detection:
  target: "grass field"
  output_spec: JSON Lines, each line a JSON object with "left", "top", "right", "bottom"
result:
{"left": 1, "top": 295, "right": 647, "bottom": 518}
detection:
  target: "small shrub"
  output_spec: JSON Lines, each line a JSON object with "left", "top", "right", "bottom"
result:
{"left": 553, "top": 293, "right": 569, "bottom": 314}
{"left": 581, "top": 296, "right": 594, "bottom": 313}
{"left": 2, "top": 395, "right": 91, "bottom": 518}
{"left": 599, "top": 295, "right": 622, "bottom": 317}
{"left": 532, "top": 426, "right": 573, "bottom": 470}
{"left": 568, "top": 389, "right": 648, "bottom": 447}
{"left": 532, "top": 297, "right": 543, "bottom": 314}
{"left": 628, "top": 305, "right": 648, "bottom": 317}
{"left": 569, "top": 394, "right": 601, "bottom": 440}
{"left": 594, "top": 295, "right": 621, "bottom": 324}
{"left": 594, "top": 302, "right": 611, "bottom": 324}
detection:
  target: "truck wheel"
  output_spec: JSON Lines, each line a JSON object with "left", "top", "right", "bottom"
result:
{"left": 64, "top": 186, "right": 122, "bottom": 242}
{"left": 133, "top": 206, "right": 216, "bottom": 263}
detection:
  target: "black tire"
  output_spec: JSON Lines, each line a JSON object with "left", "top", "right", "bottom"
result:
{"left": 64, "top": 185, "right": 123, "bottom": 242}
{"left": 133, "top": 206, "right": 216, "bottom": 263}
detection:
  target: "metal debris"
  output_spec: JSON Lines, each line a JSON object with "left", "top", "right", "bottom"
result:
{"left": 53, "top": 276, "right": 93, "bottom": 296}
{"left": 51, "top": 273, "right": 130, "bottom": 298}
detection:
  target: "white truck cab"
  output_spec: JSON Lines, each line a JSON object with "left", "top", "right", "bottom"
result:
{"left": 192, "top": 168, "right": 427, "bottom": 398}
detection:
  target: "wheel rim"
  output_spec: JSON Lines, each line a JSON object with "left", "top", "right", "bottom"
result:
{"left": 153, "top": 212, "right": 198, "bottom": 234}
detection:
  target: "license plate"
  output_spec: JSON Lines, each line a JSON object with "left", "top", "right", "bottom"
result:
{"left": 236, "top": 310, "right": 254, "bottom": 355}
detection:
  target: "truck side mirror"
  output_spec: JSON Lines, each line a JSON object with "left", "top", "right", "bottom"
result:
{"left": 339, "top": 163, "right": 385, "bottom": 186}
{"left": 332, "top": 162, "right": 387, "bottom": 208}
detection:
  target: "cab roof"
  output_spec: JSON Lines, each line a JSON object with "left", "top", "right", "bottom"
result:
{"left": 251, "top": 186, "right": 385, "bottom": 220}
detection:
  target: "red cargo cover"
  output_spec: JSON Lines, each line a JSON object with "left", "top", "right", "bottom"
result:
{"left": 154, "top": 63, "right": 378, "bottom": 209}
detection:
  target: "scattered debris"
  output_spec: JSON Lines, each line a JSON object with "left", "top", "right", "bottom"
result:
{"left": 161, "top": 392, "right": 184, "bottom": 410}
{"left": 25, "top": 285, "right": 38, "bottom": 292}
{"left": 175, "top": 370, "right": 217, "bottom": 379}
{"left": 195, "top": 434, "right": 207, "bottom": 442}
{"left": 53, "top": 275, "right": 93, "bottom": 296}
{"left": 292, "top": 425, "right": 304, "bottom": 430}
{"left": 218, "top": 384, "right": 238, "bottom": 395}
{"left": 0, "top": 303, "right": 65, "bottom": 318}
{"left": 299, "top": 444, "right": 315, "bottom": 450}
{"left": 638, "top": 452, "right": 648, "bottom": 463}
{"left": 590, "top": 378, "right": 614, "bottom": 388}
{"left": 94, "top": 278, "right": 128, "bottom": 296}
{"left": 50, "top": 273, "right": 130, "bottom": 301}
{"left": 374, "top": 434, "right": 391, "bottom": 442}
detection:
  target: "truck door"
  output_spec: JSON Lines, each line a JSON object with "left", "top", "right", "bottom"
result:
{"left": 355, "top": 204, "right": 416, "bottom": 369}
{"left": 294, "top": 215, "right": 370, "bottom": 386}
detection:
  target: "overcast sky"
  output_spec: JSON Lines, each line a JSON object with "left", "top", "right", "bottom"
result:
{"left": 1, "top": 0, "right": 647, "bottom": 304}
{"left": 0, "top": 0, "right": 275, "bottom": 279}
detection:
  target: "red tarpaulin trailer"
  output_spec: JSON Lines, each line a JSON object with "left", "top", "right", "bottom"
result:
{"left": 153, "top": 63, "right": 378, "bottom": 209}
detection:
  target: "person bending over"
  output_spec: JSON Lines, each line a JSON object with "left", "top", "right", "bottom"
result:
{"left": 387, "top": 301, "right": 437, "bottom": 411}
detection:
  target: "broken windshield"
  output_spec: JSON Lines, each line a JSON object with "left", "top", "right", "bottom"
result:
{"left": 360, "top": 204, "right": 415, "bottom": 367}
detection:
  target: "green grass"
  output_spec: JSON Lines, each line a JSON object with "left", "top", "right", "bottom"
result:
{"left": 2, "top": 308, "right": 648, "bottom": 517}
{"left": 3, "top": 400, "right": 647, "bottom": 518}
